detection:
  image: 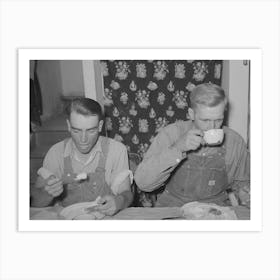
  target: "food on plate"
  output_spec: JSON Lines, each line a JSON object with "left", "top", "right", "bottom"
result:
{"left": 37, "top": 167, "right": 88, "bottom": 185}
{"left": 208, "top": 207, "right": 222, "bottom": 216}
{"left": 59, "top": 196, "right": 104, "bottom": 220}
{"left": 181, "top": 201, "right": 237, "bottom": 220}
{"left": 75, "top": 172, "right": 88, "bottom": 181}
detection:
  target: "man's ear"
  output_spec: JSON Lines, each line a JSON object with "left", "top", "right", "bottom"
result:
{"left": 98, "top": 120, "right": 104, "bottom": 132}
{"left": 66, "top": 119, "right": 71, "bottom": 133}
{"left": 188, "top": 107, "right": 195, "bottom": 120}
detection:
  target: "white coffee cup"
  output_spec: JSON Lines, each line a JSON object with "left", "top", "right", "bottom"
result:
{"left": 203, "top": 129, "right": 224, "bottom": 145}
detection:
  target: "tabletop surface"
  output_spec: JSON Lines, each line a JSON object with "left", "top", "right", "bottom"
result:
{"left": 30, "top": 205, "right": 250, "bottom": 220}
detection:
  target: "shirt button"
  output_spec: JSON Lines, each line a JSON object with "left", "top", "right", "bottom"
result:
{"left": 176, "top": 158, "right": 181, "bottom": 163}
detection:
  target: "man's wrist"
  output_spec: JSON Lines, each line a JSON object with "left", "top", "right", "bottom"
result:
{"left": 170, "top": 143, "right": 185, "bottom": 159}
{"left": 115, "top": 194, "right": 125, "bottom": 211}
{"left": 115, "top": 190, "right": 133, "bottom": 211}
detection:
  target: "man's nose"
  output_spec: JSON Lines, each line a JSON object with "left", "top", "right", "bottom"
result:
{"left": 80, "top": 131, "right": 88, "bottom": 143}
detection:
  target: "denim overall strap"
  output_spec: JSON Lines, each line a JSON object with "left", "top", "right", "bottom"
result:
{"left": 157, "top": 145, "right": 228, "bottom": 207}
{"left": 95, "top": 136, "right": 109, "bottom": 172}
{"left": 63, "top": 138, "right": 76, "bottom": 178}
{"left": 59, "top": 137, "right": 112, "bottom": 207}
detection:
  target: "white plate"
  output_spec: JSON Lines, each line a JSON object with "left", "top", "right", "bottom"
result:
{"left": 181, "top": 201, "right": 237, "bottom": 220}
{"left": 60, "top": 200, "right": 103, "bottom": 220}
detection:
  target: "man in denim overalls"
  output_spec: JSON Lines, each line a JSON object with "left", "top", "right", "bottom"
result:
{"left": 31, "top": 98, "right": 133, "bottom": 216}
{"left": 135, "top": 83, "right": 250, "bottom": 207}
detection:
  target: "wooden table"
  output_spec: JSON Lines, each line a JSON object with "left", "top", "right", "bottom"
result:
{"left": 30, "top": 205, "right": 250, "bottom": 220}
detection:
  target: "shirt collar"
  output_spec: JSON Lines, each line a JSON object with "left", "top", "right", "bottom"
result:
{"left": 64, "top": 137, "right": 103, "bottom": 165}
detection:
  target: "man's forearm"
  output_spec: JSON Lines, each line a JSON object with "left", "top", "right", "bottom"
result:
{"left": 30, "top": 186, "right": 54, "bottom": 207}
{"left": 30, "top": 176, "right": 54, "bottom": 207}
{"left": 134, "top": 147, "right": 183, "bottom": 191}
{"left": 229, "top": 181, "right": 250, "bottom": 207}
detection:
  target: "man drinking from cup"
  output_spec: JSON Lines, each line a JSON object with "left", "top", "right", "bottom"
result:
{"left": 134, "top": 83, "right": 250, "bottom": 207}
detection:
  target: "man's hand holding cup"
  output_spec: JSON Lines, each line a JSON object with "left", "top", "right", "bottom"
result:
{"left": 175, "top": 129, "right": 204, "bottom": 152}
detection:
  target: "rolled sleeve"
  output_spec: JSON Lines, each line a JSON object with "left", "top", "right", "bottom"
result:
{"left": 42, "top": 142, "right": 64, "bottom": 179}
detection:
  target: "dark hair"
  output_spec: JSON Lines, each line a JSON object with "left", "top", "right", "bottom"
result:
{"left": 190, "top": 83, "right": 228, "bottom": 109}
{"left": 65, "top": 97, "right": 103, "bottom": 120}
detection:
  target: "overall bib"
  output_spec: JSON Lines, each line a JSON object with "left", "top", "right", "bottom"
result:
{"left": 58, "top": 138, "right": 113, "bottom": 207}
{"left": 156, "top": 145, "right": 228, "bottom": 207}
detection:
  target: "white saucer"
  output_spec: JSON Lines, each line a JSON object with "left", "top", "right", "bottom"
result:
{"left": 60, "top": 201, "right": 101, "bottom": 220}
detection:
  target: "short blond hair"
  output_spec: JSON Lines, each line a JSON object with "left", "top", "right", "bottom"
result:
{"left": 190, "top": 83, "right": 227, "bottom": 109}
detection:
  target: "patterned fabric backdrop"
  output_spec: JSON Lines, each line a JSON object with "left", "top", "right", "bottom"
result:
{"left": 101, "top": 60, "right": 223, "bottom": 159}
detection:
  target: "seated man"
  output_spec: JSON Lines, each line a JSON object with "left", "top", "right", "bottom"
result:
{"left": 31, "top": 98, "right": 133, "bottom": 216}
{"left": 134, "top": 83, "right": 250, "bottom": 207}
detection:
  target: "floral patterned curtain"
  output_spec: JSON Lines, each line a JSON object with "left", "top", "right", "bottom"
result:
{"left": 101, "top": 60, "right": 223, "bottom": 159}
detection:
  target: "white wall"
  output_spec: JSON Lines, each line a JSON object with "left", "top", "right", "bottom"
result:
{"left": 82, "top": 60, "right": 96, "bottom": 100}
{"left": 32, "top": 61, "right": 85, "bottom": 121}
{"left": 82, "top": 60, "right": 104, "bottom": 107}
{"left": 222, "top": 60, "right": 250, "bottom": 143}
{"left": 60, "top": 60, "right": 84, "bottom": 96}
{"left": 36, "top": 60, "right": 63, "bottom": 120}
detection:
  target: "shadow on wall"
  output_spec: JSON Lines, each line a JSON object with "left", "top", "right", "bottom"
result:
{"left": 31, "top": 60, "right": 85, "bottom": 124}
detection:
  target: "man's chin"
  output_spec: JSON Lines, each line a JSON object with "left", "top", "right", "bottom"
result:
{"left": 78, "top": 146, "right": 92, "bottom": 154}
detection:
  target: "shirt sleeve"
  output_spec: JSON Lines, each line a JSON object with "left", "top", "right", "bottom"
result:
{"left": 31, "top": 142, "right": 64, "bottom": 207}
{"left": 42, "top": 142, "right": 64, "bottom": 179}
{"left": 134, "top": 124, "right": 184, "bottom": 192}
{"left": 225, "top": 129, "right": 250, "bottom": 190}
